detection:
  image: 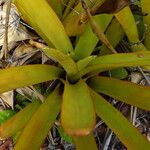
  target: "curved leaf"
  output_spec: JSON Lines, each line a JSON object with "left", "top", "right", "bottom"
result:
{"left": 73, "top": 134, "right": 98, "bottom": 150}
{"left": 61, "top": 80, "right": 95, "bottom": 136}
{"left": 0, "top": 101, "right": 41, "bottom": 139}
{"left": 90, "top": 89, "right": 150, "bottom": 150}
{"left": 78, "top": 52, "right": 150, "bottom": 77}
{"left": 0, "top": 65, "right": 62, "bottom": 94}
{"left": 89, "top": 76, "right": 150, "bottom": 110}
{"left": 14, "top": 0, "right": 73, "bottom": 54}
{"left": 42, "top": 48, "right": 78, "bottom": 77}
{"left": 14, "top": 89, "right": 61, "bottom": 150}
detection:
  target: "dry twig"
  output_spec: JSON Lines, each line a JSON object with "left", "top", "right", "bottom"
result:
{"left": 1, "top": 0, "right": 12, "bottom": 59}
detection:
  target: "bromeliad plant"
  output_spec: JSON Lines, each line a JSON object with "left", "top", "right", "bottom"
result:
{"left": 1, "top": 0, "right": 150, "bottom": 149}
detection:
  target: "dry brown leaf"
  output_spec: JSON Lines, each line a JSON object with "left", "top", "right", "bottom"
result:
{"left": 0, "top": 2, "right": 31, "bottom": 47}
{"left": 0, "top": 91, "right": 14, "bottom": 108}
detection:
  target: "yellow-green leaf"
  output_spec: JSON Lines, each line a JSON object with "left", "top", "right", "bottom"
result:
{"left": 74, "top": 14, "right": 113, "bottom": 60}
{"left": 61, "top": 80, "right": 95, "bottom": 136}
{"left": 78, "top": 52, "right": 150, "bottom": 77}
{"left": 114, "top": 6, "right": 147, "bottom": 51}
{"left": 0, "top": 101, "right": 41, "bottom": 139}
{"left": 91, "top": 89, "right": 150, "bottom": 150}
{"left": 63, "top": 0, "right": 77, "bottom": 19}
{"left": 46, "top": 0, "right": 62, "bottom": 18}
{"left": 89, "top": 76, "right": 150, "bottom": 110}
{"left": 100, "top": 18, "right": 124, "bottom": 55}
{"left": 63, "top": 1, "right": 95, "bottom": 36}
{"left": 14, "top": 0, "right": 73, "bottom": 54}
{"left": 0, "top": 65, "right": 62, "bottom": 94}
{"left": 42, "top": 48, "right": 78, "bottom": 77}
{"left": 77, "top": 56, "right": 97, "bottom": 71}
{"left": 14, "top": 88, "right": 61, "bottom": 150}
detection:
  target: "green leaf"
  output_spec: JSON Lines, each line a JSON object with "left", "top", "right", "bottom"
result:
{"left": 78, "top": 52, "right": 150, "bottom": 77}
{"left": 77, "top": 56, "right": 97, "bottom": 71}
{"left": 42, "top": 48, "right": 78, "bottom": 77}
{"left": 0, "top": 110, "right": 16, "bottom": 125}
{"left": 0, "top": 101, "right": 41, "bottom": 139}
{"left": 89, "top": 76, "right": 150, "bottom": 110}
{"left": 61, "top": 80, "right": 95, "bottom": 136}
{"left": 100, "top": 18, "right": 124, "bottom": 55}
{"left": 0, "top": 65, "right": 62, "bottom": 94}
{"left": 85, "top": 7, "right": 116, "bottom": 54}
{"left": 90, "top": 89, "right": 150, "bottom": 150}
{"left": 74, "top": 14, "right": 112, "bottom": 60}
{"left": 73, "top": 134, "right": 98, "bottom": 150}
{"left": 14, "top": 88, "right": 61, "bottom": 150}
{"left": 14, "top": 0, "right": 73, "bottom": 54}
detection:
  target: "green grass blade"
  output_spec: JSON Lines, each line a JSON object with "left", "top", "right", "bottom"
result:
{"left": 73, "top": 134, "right": 98, "bottom": 150}
{"left": 14, "top": 89, "right": 61, "bottom": 150}
{"left": 14, "top": 0, "right": 73, "bottom": 54}
{"left": 0, "top": 101, "right": 41, "bottom": 139}
{"left": 42, "top": 48, "right": 78, "bottom": 77}
{"left": 90, "top": 89, "right": 150, "bottom": 150}
{"left": 89, "top": 76, "right": 150, "bottom": 110}
{"left": 61, "top": 80, "right": 95, "bottom": 136}
{"left": 0, "top": 65, "right": 62, "bottom": 94}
